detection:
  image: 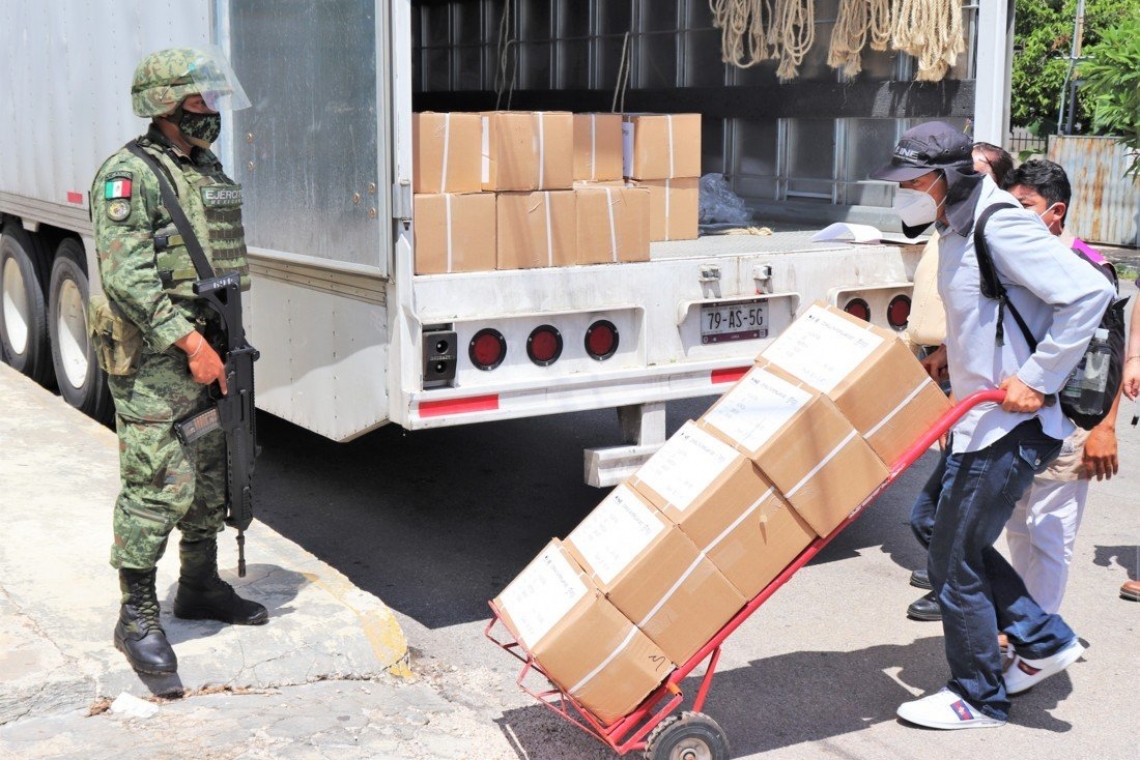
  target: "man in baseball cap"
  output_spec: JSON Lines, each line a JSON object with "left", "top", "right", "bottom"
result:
{"left": 876, "top": 122, "right": 1113, "bottom": 731}
{"left": 871, "top": 121, "right": 980, "bottom": 238}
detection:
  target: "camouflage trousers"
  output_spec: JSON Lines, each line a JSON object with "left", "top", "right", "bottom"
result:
{"left": 108, "top": 348, "right": 226, "bottom": 571}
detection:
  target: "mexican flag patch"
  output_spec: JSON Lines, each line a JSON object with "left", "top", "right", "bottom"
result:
{"left": 104, "top": 178, "right": 132, "bottom": 200}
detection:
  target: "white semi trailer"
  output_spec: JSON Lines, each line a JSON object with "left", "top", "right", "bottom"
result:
{"left": 0, "top": 1, "right": 1012, "bottom": 484}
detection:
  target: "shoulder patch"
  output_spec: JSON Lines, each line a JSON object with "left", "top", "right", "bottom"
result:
{"left": 104, "top": 176, "right": 134, "bottom": 200}
{"left": 106, "top": 198, "right": 132, "bottom": 222}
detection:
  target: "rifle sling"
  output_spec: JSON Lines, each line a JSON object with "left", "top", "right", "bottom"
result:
{"left": 125, "top": 141, "right": 216, "bottom": 282}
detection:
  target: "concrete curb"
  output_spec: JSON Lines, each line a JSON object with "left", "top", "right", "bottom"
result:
{"left": 0, "top": 363, "right": 408, "bottom": 721}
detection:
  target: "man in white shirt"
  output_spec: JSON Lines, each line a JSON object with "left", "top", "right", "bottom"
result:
{"left": 870, "top": 123, "right": 1114, "bottom": 730}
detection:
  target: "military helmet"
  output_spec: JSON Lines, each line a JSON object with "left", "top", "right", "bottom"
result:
{"left": 131, "top": 46, "right": 250, "bottom": 118}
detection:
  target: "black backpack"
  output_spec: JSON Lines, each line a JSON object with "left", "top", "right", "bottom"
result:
{"left": 973, "top": 202, "right": 1128, "bottom": 430}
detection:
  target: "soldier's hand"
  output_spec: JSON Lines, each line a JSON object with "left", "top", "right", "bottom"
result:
{"left": 175, "top": 330, "right": 229, "bottom": 395}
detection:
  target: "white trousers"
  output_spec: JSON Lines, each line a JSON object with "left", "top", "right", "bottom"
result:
{"left": 1005, "top": 476, "right": 1089, "bottom": 615}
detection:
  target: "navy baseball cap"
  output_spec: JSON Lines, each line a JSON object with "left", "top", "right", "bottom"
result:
{"left": 870, "top": 121, "right": 974, "bottom": 182}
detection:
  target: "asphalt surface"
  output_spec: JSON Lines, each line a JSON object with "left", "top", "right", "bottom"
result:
{"left": 1, "top": 284, "right": 1139, "bottom": 758}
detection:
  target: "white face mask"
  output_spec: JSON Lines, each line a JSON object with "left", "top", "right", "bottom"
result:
{"left": 893, "top": 185, "right": 943, "bottom": 227}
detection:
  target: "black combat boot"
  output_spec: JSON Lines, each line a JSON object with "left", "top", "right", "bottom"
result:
{"left": 173, "top": 537, "right": 268, "bottom": 625}
{"left": 114, "top": 568, "right": 178, "bottom": 674}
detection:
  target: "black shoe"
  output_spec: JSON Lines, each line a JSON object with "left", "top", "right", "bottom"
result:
{"left": 909, "top": 568, "right": 933, "bottom": 590}
{"left": 174, "top": 538, "right": 268, "bottom": 625}
{"left": 907, "top": 590, "right": 943, "bottom": 621}
{"left": 114, "top": 569, "right": 178, "bottom": 675}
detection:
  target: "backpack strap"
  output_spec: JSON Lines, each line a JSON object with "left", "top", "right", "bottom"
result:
{"left": 973, "top": 202, "right": 1033, "bottom": 348}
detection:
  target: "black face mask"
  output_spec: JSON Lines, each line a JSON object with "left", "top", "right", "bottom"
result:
{"left": 179, "top": 111, "right": 221, "bottom": 144}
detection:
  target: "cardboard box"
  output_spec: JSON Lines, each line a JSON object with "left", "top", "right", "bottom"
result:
{"left": 413, "top": 193, "right": 496, "bottom": 274}
{"left": 575, "top": 185, "right": 651, "bottom": 264}
{"left": 622, "top": 113, "right": 701, "bottom": 180}
{"left": 564, "top": 484, "right": 746, "bottom": 665}
{"left": 482, "top": 111, "right": 574, "bottom": 191}
{"left": 629, "top": 422, "right": 817, "bottom": 599}
{"left": 574, "top": 113, "right": 624, "bottom": 182}
{"left": 630, "top": 178, "right": 699, "bottom": 242}
{"left": 759, "top": 303, "right": 953, "bottom": 467}
{"left": 494, "top": 540, "right": 674, "bottom": 726}
{"left": 496, "top": 191, "right": 576, "bottom": 269}
{"left": 697, "top": 364, "right": 888, "bottom": 537}
{"left": 413, "top": 112, "right": 483, "bottom": 194}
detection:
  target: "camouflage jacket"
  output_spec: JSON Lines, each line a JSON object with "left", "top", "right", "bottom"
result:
{"left": 90, "top": 125, "right": 249, "bottom": 354}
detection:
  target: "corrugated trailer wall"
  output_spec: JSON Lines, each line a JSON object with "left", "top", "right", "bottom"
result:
{"left": 1048, "top": 136, "right": 1140, "bottom": 248}
{"left": 0, "top": 3, "right": 209, "bottom": 219}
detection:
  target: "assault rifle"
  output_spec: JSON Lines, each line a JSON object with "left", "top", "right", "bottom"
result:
{"left": 173, "top": 272, "right": 259, "bottom": 576}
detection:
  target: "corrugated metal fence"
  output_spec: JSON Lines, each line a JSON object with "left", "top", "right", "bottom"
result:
{"left": 1048, "top": 136, "right": 1139, "bottom": 248}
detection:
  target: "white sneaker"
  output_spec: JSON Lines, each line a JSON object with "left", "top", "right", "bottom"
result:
{"left": 897, "top": 688, "right": 1006, "bottom": 730}
{"left": 1005, "top": 638, "right": 1085, "bottom": 695}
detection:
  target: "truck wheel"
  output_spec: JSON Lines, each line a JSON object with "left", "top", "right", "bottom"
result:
{"left": 49, "top": 239, "right": 114, "bottom": 424}
{"left": 0, "top": 225, "right": 54, "bottom": 386}
{"left": 644, "top": 712, "right": 731, "bottom": 760}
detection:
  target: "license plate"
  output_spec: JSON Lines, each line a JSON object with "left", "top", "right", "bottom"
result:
{"left": 701, "top": 300, "right": 769, "bottom": 344}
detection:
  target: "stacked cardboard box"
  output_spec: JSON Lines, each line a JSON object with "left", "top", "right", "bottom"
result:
{"left": 412, "top": 113, "right": 492, "bottom": 274}
{"left": 757, "top": 304, "right": 952, "bottom": 468}
{"left": 623, "top": 113, "right": 702, "bottom": 242}
{"left": 493, "top": 540, "right": 674, "bottom": 725}
{"left": 413, "top": 110, "right": 703, "bottom": 273}
{"left": 492, "top": 304, "right": 950, "bottom": 726}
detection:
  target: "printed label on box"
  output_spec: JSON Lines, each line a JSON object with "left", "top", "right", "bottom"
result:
{"left": 498, "top": 544, "right": 588, "bottom": 647}
{"left": 762, "top": 305, "right": 884, "bottom": 392}
{"left": 636, "top": 424, "right": 739, "bottom": 511}
{"left": 569, "top": 485, "right": 664, "bottom": 586}
{"left": 622, "top": 122, "right": 634, "bottom": 178}
{"left": 704, "top": 368, "right": 813, "bottom": 450}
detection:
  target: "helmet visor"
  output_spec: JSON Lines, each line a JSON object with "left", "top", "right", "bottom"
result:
{"left": 189, "top": 46, "right": 251, "bottom": 112}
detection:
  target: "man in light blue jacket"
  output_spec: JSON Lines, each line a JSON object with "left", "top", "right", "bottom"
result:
{"left": 871, "top": 122, "right": 1114, "bottom": 730}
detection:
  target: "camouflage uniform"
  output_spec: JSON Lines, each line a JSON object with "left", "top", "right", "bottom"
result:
{"left": 92, "top": 124, "right": 249, "bottom": 571}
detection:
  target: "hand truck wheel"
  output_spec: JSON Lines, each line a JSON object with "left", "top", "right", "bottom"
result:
{"left": 644, "top": 711, "right": 731, "bottom": 760}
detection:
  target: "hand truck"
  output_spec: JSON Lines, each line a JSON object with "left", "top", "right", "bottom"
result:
{"left": 487, "top": 390, "right": 1006, "bottom": 759}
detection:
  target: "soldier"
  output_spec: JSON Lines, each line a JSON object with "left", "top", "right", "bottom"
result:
{"left": 90, "top": 47, "right": 266, "bottom": 676}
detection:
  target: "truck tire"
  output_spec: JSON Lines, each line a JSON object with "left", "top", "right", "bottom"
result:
{"left": 0, "top": 225, "right": 55, "bottom": 386}
{"left": 48, "top": 238, "right": 114, "bottom": 424}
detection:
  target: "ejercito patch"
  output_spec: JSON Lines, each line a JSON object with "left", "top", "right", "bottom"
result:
{"left": 106, "top": 198, "right": 132, "bottom": 222}
{"left": 201, "top": 185, "right": 243, "bottom": 207}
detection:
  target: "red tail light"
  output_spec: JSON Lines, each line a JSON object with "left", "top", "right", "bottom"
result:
{"left": 585, "top": 320, "right": 619, "bottom": 361}
{"left": 527, "top": 325, "right": 563, "bottom": 366}
{"left": 844, "top": 298, "right": 871, "bottom": 322}
{"left": 469, "top": 328, "right": 507, "bottom": 370}
{"left": 887, "top": 295, "right": 912, "bottom": 330}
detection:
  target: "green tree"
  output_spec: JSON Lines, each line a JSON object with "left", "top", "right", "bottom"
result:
{"left": 1011, "top": 0, "right": 1135, "bottom": 135}
{"left": 1079, "top": 10, "right": 1140, "bottom": 175}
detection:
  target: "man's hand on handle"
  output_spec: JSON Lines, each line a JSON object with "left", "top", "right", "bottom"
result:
{"left": 998, "top": 375, "right": 1044, "bottom": 413}
{"left": 920, "top": 344, "right": 949, "bottom": 384}
{"left": 175, "top": 330, "right": 228, "bottom": 395}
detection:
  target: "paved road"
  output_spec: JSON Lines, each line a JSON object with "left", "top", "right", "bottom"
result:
{"left": 1, "top": 290, "right": 1139, "bottom": 758}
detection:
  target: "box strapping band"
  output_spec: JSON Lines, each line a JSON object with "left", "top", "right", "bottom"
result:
{"left": 785, "top": 430, "right": 857, "bottom": 498}
{"left": 544, "top": 191, "right": 554, "bottom": 266}
{"left": 569, "top": 624, "right": 640, "bottom": 694}
{"left": 590, "top": 114, "right": 597, "bottom": 180}
{"left": 605, "top": 187, "right": 618, "bottom": 261}
{"left": 637, "top": 554, "right": 705, "bottom": 628}
{"left": 704, "top": 487, "right": 777, "bottom": 554}
{"left": 667, "top": 115, "right": 675, "bottom": 178}
{"left": 481, "top": 116, "right": 491, "bottom": 184}
{"left": 865, "top": 381, "right": 928, "bottom": 439}
{"left": 440, "top": 113, "right": 451, "bottom": 192}
{"left": 664, "top": 179, "right": 672, "bottom": 240}
{"left": 536, "top": 112, "right": 546, "bottom": 189}
{"left": 444, "top": 194, "right": 454, "bottom": 272}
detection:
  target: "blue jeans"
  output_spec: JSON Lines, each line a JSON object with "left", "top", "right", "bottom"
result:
{"left": 908, "top": 419, "right": 1074, "bottom": 721}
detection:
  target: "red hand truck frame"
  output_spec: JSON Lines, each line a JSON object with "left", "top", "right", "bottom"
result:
{"left": 486, "top": 390, "right": 1006, "bottom": 758}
